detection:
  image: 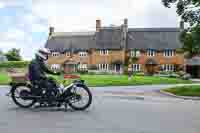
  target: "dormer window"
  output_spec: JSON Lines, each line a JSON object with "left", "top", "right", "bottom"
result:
{"left": 100, "top": 49, "right": 109, "bottom": 55}
{"left": 131, "top": 50, "right": 141, "bottom": 57}
{"left": 147, "top": 49, "right": 156, "bottom": 57}
{"left": 79, "top": 51, "right": 87, "bottom": 57}
{"left": 164, "top": 49, "right": 175, "bottom": 57}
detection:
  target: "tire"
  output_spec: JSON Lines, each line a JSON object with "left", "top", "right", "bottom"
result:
{"left": 11, "top": 83, "right": 36, "bottom": 108}
{"left": 68, "top": 85, "right": 92, "bottom": 111}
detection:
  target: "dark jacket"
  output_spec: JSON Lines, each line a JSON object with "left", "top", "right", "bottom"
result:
{"left": 28, "top": 57, "right": 60, "bottom": 82}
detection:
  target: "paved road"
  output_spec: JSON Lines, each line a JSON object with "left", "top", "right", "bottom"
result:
{"left": 0, "top": 85, "right": 200, "bottom": 133}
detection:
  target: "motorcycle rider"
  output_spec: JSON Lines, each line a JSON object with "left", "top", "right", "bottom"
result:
{"left": 28, "top": 48, "right": 60, "bottom": 105}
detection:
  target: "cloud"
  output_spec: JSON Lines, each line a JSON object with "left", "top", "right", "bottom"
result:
{"left": 0, "top": 29, "right": 25, "bottom": 42}
{"left": 32, "top": 0, "right": 179, "bottom": 31}
{"left": 0, "top": 0, "right": 180, "bottom": 60}
{"left": 31, "top": 23, "right": 48, "bottom": 33}
{"left": 0, "top": 2, "right": 5, "bottom": 8}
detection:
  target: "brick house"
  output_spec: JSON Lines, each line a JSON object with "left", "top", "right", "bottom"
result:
{"left": 45, "top": 19, "right": 184, "bottom": 74}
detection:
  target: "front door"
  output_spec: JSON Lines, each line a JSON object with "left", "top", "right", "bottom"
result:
{"left": 115, "top": 64, "right": 121, "bottom": 72}
{"left": 146, "top": 64, "right": 156, "bottom": 75}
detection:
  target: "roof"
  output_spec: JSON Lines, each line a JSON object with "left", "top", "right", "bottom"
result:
{"left": 95, "top": 28, "right": 122, "bottom": 49}
{"left": 45, "top": 27, "right": 182, "bottom": 51}
{"left": 51, "top": 31, "right": 95, "bottom": 37}
{"left": 45, "top": 33, "right": 95, "bottom": 52}
{"left": 128, "top": 28, "right": 182, "bottom": 50}
{"left": 186, "top": 57, "right": 200, "bottom": 66}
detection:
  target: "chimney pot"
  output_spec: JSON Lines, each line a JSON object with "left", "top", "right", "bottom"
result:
{"left": 49, "top": 27, "right": 54, "bottom": 36}
{"left": 96, "top": 19, "right": 101, "bottom": 32}
{"left": 124, "top": 18, "right": 128, "bottom": 25}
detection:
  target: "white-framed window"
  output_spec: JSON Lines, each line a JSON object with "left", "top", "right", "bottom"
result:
{"left": 163, "top": 49, "right": 175, "bottom": 57}
{"left": 79, "top": 51, "right": 87, "bottom": 57}
{"left": 51, "top": 64, "right": 60, "bottom": 70}
{"left": 131, "top": 50, "right": 141, "bottom": 57}
{"left": 132, "top": 64, "right": 141, "bottom": 72}
{"left": 161, "top": 64, "right": 175, "bottom": 72}
{"left": 66, "top": 52, "right": 71, "bottom": 57}
{"left": 98, "top": 64, "right": 109, "bottom": 71}
{"left": 100, "top": 49, "right": 109, "bottom": 55}
{"left": 52, "top": 52, "right": 60, "bottom": 57}
{"left": 78, "top": 64, "right": 88, "bottom": 70}
{"left": 147, "top": 49, "right": 156, "bottom": 57}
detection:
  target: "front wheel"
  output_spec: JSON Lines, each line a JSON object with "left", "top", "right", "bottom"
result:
{"left": 68, "top": 85, "right": 92, "bottom": 111}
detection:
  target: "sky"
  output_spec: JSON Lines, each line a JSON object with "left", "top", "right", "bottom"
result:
{"left": 0, "top": 0, "right": 180, "bottom": 60}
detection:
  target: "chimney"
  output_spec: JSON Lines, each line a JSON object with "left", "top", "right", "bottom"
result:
{"left": 49, "top": 26, "right": 54, "bottom": 37}
{"left": 180, "top": 20, "right": 184, "bottom": 31}
{"left": 121, "top": 18, "right": 128, "bottom": 50}
{"left": 124, "top": 18, "right": 128, "bottom": 26}
{"left": 96, "top": 19, "right": 101, "bottom": 32}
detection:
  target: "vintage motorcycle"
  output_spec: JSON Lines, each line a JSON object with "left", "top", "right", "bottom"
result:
{"left": 7, "top": 74, "right": 92, "bottom": 111}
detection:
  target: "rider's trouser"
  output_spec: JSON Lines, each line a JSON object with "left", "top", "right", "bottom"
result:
{"left": 31, "top": 78, "right": 59, "bottom": 101}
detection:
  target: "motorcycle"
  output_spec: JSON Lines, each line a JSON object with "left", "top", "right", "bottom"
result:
{"left": 6, "top": 75, "right": 92, "bottom": 111}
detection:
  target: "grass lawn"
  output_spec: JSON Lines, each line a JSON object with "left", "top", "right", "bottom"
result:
{"left": 0, "top": 72, "right": 11, "bottom": 85}
{"left": 0, "top": 71, "right": 192, "bottom": 87}
{"left": 53, "top": 74, "right": 192, "bottom": 87}
{"left": 164, "top": 85, "right": 200, "bottom": 97}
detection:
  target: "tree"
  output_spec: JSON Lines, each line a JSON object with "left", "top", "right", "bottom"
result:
{"left": 4, "top": 48, "right": 22, "bottom": 61}
{"left": 162, "top": 0, "right": 200, "bottom": 56}
{"left": 0, "top": 50, "right": 3, "bottom": 55}
{"left": 162, "top": 0, "right": 200, "bottom": 26}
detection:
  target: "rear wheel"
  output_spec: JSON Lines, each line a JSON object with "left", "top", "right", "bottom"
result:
{"left": 68, "top": 85, "right": 92, "bottom": 111}
{"left": 11, "top": 83, "right": 36, "bottom": 108}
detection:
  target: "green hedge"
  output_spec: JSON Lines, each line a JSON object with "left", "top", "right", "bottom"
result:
{"left": 0, "top": 61, "right": 30, "bottom": 68}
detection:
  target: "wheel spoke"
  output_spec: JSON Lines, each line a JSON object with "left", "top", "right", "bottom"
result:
{"left": 69, "top": 86, "right": 90, "bottom": 108}
{"left": 13, "top": 86, "right": 34, "bottom": 107}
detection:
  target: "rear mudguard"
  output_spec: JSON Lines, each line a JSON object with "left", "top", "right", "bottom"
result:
{"left": 6, "top": 82, "right": 32, "bottom": 97}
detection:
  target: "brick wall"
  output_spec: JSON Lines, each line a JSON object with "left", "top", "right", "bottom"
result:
{"left": 47, "top": 50, "right": 184, "bottom": 73}
{"left": 90, "top": 50, "right": 125, "bottom": 65}
{"left": 128, "top": 50, "right": 184, "bottom": 72}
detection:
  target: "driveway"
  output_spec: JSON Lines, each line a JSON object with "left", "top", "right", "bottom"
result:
{"left": 0, "top": 85, "right": 200, "bottom": 133}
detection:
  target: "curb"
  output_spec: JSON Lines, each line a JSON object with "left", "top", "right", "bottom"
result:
{"left": 159, "top": 90, "right": 200, "bottom": 100}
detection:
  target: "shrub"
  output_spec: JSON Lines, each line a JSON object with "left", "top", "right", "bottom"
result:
{"left": 88, "top": 65, "right": 98, "bottom": 70}
{"left": 159, "top": 71, "right": 171, "bottom": 75}
{"left": 169, "top": 73, "right": 180, "bottom": 78}
{"left": 0, "top": 61, "right": 30, "bottom": 68}
{"left": 77, "top": 69, "right": 88, "bottom": 74}
{"left": 134, "top": 72, "right": 145, "bottom": 76}
{"left": 181, "top": 74, "right": 191, "bottom": 80}
{"left": 177, "top": 71, "right": 186, "bottom": 77}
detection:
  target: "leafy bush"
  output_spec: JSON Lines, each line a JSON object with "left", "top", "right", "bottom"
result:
{"left": 134, "top": 72, "right": 145, "bottom": 76}
{"left": 176, "top": 71, "right": 186, "bottom": 77}
{"left": 88, "top": 65, "right": 98, "bottom": 70}
{"left": 77, "top": 69, "right": 88, "bottom": 74}
{"left": 159, "top": 71, "right": 171, "bottom": 75}
{"left": 169, "top": 73, "right": 180, "bottom": 78}
{"left": 181, "top": 74, "right": 191, "bottom": 80}
{"left": 0, "top": 61, "right": 30, "bottom": 68}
